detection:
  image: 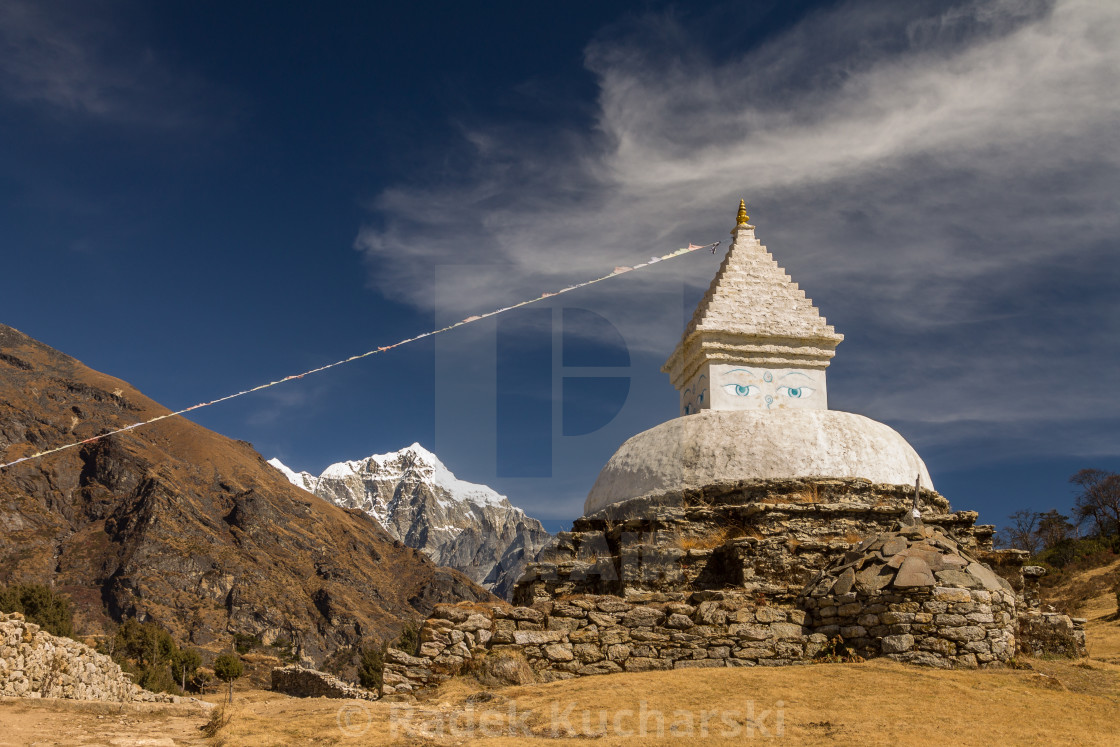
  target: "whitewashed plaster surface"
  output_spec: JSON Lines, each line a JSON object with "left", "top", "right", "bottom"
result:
{"left": 583, "top": 409, "right": 933, "bottom": 514}
{"left": 679, "top": 363, "right": 827, "bottom": 415}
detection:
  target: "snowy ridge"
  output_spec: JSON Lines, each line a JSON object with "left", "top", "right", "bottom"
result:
{"left": 269, "top": 443, "right": 551, "bottom": 599}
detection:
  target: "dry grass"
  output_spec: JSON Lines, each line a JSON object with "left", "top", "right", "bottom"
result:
{"left": 1044, "top": 558, "right": 1120, "bottom": 617}
{"left": 180, "top": 658, "right": 1120, "bottom": 746}
{"left": 201, "top": 703, "right": 234, "bottom": 738}
{"left": 793, "top": 484, "right": 822, "bottom": 503}
{"left": 1074, "top": 563, "right": 1120, "bottom": 666}
{"left": 674, "top": 528, "right": 730, "bottom": 551}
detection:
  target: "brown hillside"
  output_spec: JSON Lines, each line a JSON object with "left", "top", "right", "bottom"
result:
{"left": 0, "top": 324, "right": 493, "bottom": 663}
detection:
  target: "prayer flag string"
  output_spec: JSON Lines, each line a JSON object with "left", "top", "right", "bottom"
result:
{"left": 0, "top": 241, "right": 719, "bottom": 471}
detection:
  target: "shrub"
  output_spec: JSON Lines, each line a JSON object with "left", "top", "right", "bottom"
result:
{"left": 101, "top": 619, "right": 199, "bottom": 695}
{"left": 233, "top": 632, "right": 261, "bottom": 654}
{"left": 396, "top": 623, "right": 421, "bottom": 657}
{"left": 814, "top": 636, "right": 864, "bottom": 664}
{"left": 0, "top": 584, "right": 74, "bottom": 637}
{"left": 356, "top": 645, "right": 384, "bottom": 692}
{"left": 201, "top": 704, "right": 233, "bottom": 738}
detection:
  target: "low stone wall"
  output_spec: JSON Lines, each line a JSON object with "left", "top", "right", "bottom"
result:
{"left": 382, "top": 585, "right": 1091, "bottom": 695}
{"left": 270, "top": 665, "right": 378, "bottom": 700}
{"left": 381, "top": 595, "right": 827, "bottom": 695}
{"left": 0, "top": 612, "right": 177, "bottom": 703}
{"left": 803, "top": 586, "right": 1017, "bottom": 668}
{"left": 1017, "top": 612, "right": 1088, "bottom": 658}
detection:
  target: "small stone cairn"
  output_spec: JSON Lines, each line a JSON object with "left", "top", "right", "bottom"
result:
{"left": 800, "top": 523, "right": 1018, "bottom": 667}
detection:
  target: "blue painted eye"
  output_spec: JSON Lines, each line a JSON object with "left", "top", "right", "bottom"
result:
{"left": 684, "top": 403, "right": 692, "bottom": 414}
{"left": 698, "top": 389, "right": 706, "bottom": 404}
{"left": 722, "top": 383, "right": 759, "bottom": 397}
{"left": 777, "top": 386, "right": 815, "bottom": 399}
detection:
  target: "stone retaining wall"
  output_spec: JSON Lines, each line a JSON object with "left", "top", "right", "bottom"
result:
{"left": 381, "top": 594, "right": 825, "bottom": 695}
{"left": 0, "top": 612, "right": 178, "bottom": 703}
{"left": 382, "top": 593, "right": 1088, "bottom": 694}
{"left": 270, "top": 665, "right": 378, "bottom": 700}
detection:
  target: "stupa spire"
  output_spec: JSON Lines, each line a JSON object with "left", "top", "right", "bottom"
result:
{"left": 662, "top": 202, "right": 843, "bottom": 416}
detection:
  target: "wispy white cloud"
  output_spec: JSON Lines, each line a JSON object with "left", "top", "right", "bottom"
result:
{"left": 355, "top": 0, "right": 1120, "bottom": 462}
{"left": 0, "top": 1, "right": 229, "bottom": 128}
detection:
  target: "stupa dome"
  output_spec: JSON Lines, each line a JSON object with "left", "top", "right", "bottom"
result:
{"left": 584, "top": 409, "right": 932, "bottom": 514}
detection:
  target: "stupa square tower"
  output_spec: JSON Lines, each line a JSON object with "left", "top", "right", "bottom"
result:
{"left": 664, "top": 201, "right": 842, "bottom": 416}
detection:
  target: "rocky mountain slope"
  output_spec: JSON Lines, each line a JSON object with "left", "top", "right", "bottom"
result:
{"left": 269, "top": 446, "right": 552, "bottom": 599}
{"left": 0, "top": 324, "right": 492, "bottom": 664}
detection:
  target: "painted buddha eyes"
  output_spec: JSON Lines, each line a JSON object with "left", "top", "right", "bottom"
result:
{"left": 722, "top": 383, "right": 759, "bottom": 397}
{"left": 777, "top": 385, "right": 815, "bottom": 399}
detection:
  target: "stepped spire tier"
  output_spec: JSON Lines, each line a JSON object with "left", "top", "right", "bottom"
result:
{"left": 662, "top": 203, "right": 843, "bottom": 416}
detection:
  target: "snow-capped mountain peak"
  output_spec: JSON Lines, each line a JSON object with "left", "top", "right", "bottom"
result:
{"left": 266, "top": 457, "right": 319, "bottom": 493}
{"left": 268, "top": 444, "right": 551, "bottom": 599}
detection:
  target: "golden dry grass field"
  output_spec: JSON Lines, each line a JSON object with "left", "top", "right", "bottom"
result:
{"left": 2, "top": 576, "right": 1118, "bottom": 746}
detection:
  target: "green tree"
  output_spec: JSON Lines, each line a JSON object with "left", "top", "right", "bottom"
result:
{"left": 213, "top": 653, "right": 244, "bottom": 704}
{"left": 356, "top": 644, "right": 384, "bottom": 693}
{"left": 171, "top": 648, "right": 202, "bottom": 692}
{"left": 112, "top": 619, "right": 177, "bottom": 669}
{"left": 104, "top": 619, "right": 186, "bottom": 694}
{"left": 0, "top": 584, "right": 73, "bottom": 637}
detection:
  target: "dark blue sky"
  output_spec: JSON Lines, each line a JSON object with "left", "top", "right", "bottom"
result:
{"left": 2, "top": 1, "right": 1118, "bottom": 534}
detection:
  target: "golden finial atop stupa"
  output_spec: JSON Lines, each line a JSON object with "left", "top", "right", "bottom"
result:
{"left": 735, "top": 199, "right": 750, "bottom": 226}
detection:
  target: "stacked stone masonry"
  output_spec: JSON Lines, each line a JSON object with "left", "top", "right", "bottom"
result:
{"left": 802, "top": 523, "right": 1022, "bottom": 667}
{"left": 270, "top": 665, "right": 378, "bottom": 700}
{"left": 382, "top": 594, "right": 828, "bottom": 695}
{"left": 0, "top": 612, "right": 181, "bottom": 703}
{"left": 382, "top": 511, "right": 1085, "bottom": 692}
{"left": 514, "top": 480, "right": 997, "bottom": 605}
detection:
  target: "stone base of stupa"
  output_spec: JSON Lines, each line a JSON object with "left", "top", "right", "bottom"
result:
{"left": 512, "top": 477, "right": 1000, "bottom": 606}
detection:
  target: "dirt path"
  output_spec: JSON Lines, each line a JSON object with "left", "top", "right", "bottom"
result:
{"left": 0, "top": 698, "right": 211, "bottom": 746}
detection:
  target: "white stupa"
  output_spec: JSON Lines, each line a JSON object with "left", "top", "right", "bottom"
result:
{"left": 584, "top": 201, "right": 932, "bottom": 515}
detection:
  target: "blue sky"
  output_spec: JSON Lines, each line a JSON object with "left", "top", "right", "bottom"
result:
{"left": 1, "top": 1, "right": 1118, "bottom": 534}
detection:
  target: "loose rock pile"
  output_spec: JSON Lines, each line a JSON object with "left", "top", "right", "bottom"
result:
{"left": 270, "top": 665, "right": 378, "bottom": 700}
{"left": 0, "top": 612, "right": 179, "bottom": 702}
{"left": 801, "top": 524, "right": 1018, "bottom": 667}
